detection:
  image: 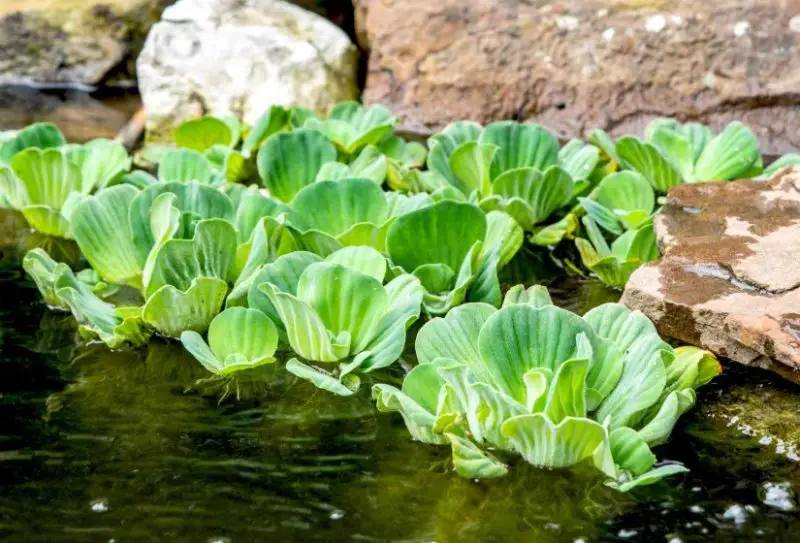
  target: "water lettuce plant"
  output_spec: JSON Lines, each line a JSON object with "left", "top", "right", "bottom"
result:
{"left": 285, "top": 177, "right": 431, "bottom": 255}
{"left": 0, "top": 129, "right": 131, "bottom": 238}
{"left": 592, "top": 119, "right": 762, "bottom": 192}
{"left": 425, "top": 121, "right": 597, "bottom": 237}
{"left": 304, "top": 101, "right": 397, "bottom": 156}
{"left": 385, "top": 200, "right": 523, "bottom": 314}
{"left": 373, "top": 286, "right": 720, "bottom": 490}
{"left": 244, "top": 246, "right": 424, "bottom": 395}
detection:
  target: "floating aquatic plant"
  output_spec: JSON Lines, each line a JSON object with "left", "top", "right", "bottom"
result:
{"left": 373, "top": 286, "right": 720, "bottom": 490}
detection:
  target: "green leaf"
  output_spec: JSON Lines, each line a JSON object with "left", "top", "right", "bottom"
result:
{"left": 256, "top": 129, "right": 336, "bottom": 202}
{"left": 348, "top": 144, "right": 389, "bottom": 185}
{"left": 387, "top": 200, "right": 486, "bottom": 276}
{"left": 246, "top": 251, "right": 322, "bottom": 322}
{"left": 286, "top": 359, "right": 361, "bottom": 396}
{"left": 289, "top": 178, "right": 389, "bottom": 238}
{"left": 446, "top": 433, "right": 508, "bottom": 478}
{"left": 589, "top": 129, "right": 619, "bottom": 164}
{"left": 325, "top": 245, "right": 387, "bottom": 282}
{"left": 158, "top": 149, "right": 215, "bottom": 184}
{"left": 54, "top": 265, "right": 151, "bottom": 348}
{"left": 307, "top": 102, "right": 396, "bottom": 154}
{"left": 0, "top": 166, "right": 27, "bottom": 208}
{"left": 637, "top": 390, "right": 695, "bottom": 446}
{"left": 449, "top": 141, "right": 497, "bottom": 196}
{"left": 78, "top": 139, "right": 131, "bottom": 191}
{"left": 468, "top": 210, "right": 524, "bottom": 306}
{"left": 142, "top": 277, "right": 228, "bottom": 337}
{"left": 539, "top": 358, "right": 589, "bottom": 423}
{"left": 480, "top": 122, "right": 559, "bottom": 179}
{"left": 608, "top": 464, "right": 688, "bottom": 492}
{"left": 297, "top": 262, "right": 387, "bottom": 353}
{"left": 477, "top": 304, "right": 594, "bottom": 403}
{"left": 173, "top": 116, "right": 234, "bottom": 152}
{"left": 416, "top": 302, "right": 497, "bottom": 374}
{"left": 592, "top": 171, "right": 655, "bottom": 221}
{"left": 21, "top": 206, "right": 71, "bottom": 238}
{"left": 205, "top": 307, "right": 278, "bottom": 372}
{"left": 609, "top": 427, "right": 656, "bottom": 475}
{"left": 559, "top": 139, "right": 600, "bottom": 181}
{"left": 490, "top": 166, "right": 574, "bottom": 228}
{"left": 22, "top": 248, "right": 68, "bottom": 308}
{"left": 428, "top": 121, "right": 483, "bottom": 176}
{"left": 502, "top": 284, "right": 552, "bottom": 308}
{"left": 233, "top": 190, "right": 288, "bottom": 244}
{"left": 586, "top": 304, "right": 669, "bottom": 428}
{"left": 647, "top": 126, "right": 694, "bottom": 181}
{"left": 71, "top": 184, "right": 143, "bottom": 286}
{"left": 693, "top": 121, "right": 761, "bottom": 181}
{"left": 11, "top": 148, "right": 79, "bottom": 207}
{"left": 121, "top": 170, "right": 158, "bottom": 189}
{"left": 501, "top": 414, "right": 605, "bottom": 468}
{"left": 242, "top": 105, "right": 291, "bottom": 156}
{"left": 130, "top": 182, "right": 234, "bottom": 263}
{"left": 761, "top": 153, "right": 800, "bottom": 178}
{"left": 616, "top": 136, "right": 682, "bottom": 192}
{"left": 355, "top": 273, "right": 423, "bottom": 372}
{"left": 0, "top": 122, "right": 65, "bottom": 164}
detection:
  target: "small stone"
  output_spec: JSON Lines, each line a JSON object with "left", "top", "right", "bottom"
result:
{"left": 646, "top": 14, "right": 666, "bottom": 33}
{"left": 556, "top": 16, "right": 579, "bottom": 31}
{"left": 790, "top": 16, "right": 800, "bottom": 33}
{"left": 734, "top": 21, "right": 750, "bottom": 37}
{"left": 603, "top": 28, "right": 615, "bottom": 41}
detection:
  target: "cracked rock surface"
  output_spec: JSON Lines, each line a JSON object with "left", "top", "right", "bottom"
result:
{"left": 622, "top": 167, "right": 800, "bottom": 380}
{"left": 354, "top": 0, "right": 800, "bottom": 154}
{"left": 137, "top": 0, "right": 359, "bottom": 142}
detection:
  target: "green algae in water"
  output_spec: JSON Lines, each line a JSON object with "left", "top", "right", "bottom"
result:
{"left": 2, "top": 228, "right": 800, "bottom": 541}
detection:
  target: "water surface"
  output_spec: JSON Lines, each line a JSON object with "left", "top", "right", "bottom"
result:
{"left": 1, "top": 233, "right": 799, "bottom": 542}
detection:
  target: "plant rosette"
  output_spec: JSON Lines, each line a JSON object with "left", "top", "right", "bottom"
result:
{"left": 373, "top": 285, "right": 721, "bottom": 490}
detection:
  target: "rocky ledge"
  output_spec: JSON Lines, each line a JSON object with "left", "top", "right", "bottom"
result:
{"left": 622, "top": 167, "right": 800, "bottom": 381}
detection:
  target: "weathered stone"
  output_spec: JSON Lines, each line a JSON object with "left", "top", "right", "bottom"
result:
{"left": 354, "top": 0, "right": 800, "bottom": 155}
{"left": 622, "top": 167, "right": 800, "bottom": 380}
{"left": 0, "top": 0, "right": 170, "bottom": 87}
{"left": 0, "top": 86, "right": 141, "bottom": 143}
{"left": 137, "top": 0, "right": 360, "bottom": 142}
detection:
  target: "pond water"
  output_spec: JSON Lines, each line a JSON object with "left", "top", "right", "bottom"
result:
{"left": 1, "top": 217, "right": 799, "bottom": 542}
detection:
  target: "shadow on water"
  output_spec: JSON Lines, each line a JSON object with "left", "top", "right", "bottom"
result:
{"left": 1, "top": 217, "right": 800, "bottom": 541}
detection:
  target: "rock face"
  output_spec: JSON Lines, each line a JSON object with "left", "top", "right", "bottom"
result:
{"left": 354, "top": 0, "right": 800, "bottom": 154}
{"left": 622, "top": 167, "right": 800, "bottom": 380}
{"left": 138, "top": 0, "right": 360, "bottom": 142}
{"left": 0, "top": 0, "right": 169, "bottom": 87}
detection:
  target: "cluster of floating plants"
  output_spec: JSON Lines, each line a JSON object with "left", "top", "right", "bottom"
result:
{"left": 9, "top": 100, "right": 796, "bottom": 489}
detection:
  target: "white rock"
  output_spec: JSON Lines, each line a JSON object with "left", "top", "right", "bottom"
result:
{"left": 137, "top": 0, "right": 359, "bottom": 141}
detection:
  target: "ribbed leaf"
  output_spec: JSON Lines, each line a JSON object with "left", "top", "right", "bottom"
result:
{"left": 416, "top": 303, "right": 498, "bottom": 377}
{"left": 501, "top": 414, "right": 605, "bottom": 468}
{"left": 71, "top": 184, "right": 143, "bottom": 286}
{"left": 142, "top": 277, "right": 228, "bottom": 337}
{"left": 246, "top": 251, "right": 323, "bottom": 323}
{"left": 559, "top": 139, "right": 600, "bottom": 181}
{"left": 242, "top": 105, "right": 291, "bottom": 155}
{"left": 256, "top": 129, "right": 336, "bottom": 202}
{"left": 592, "top": 171, "right": 655, "bottom": 220}
{"left": 449, "top": 141, "right": 497, "bottom": 196}
{"left": 11, "top": 148, "right": 79, "bottom": 207}
{"left": 502, "top": 284, "right": 552, "bottom": 308}
{"left": 286, "top": 359, "right": 361, "bottom": 396}
{"left": 477, "top": 304, "right": 594, "bottom": 402}
{"left": 446, "top": 433, "right": 508, "bottom": 478}
{"left": 616, "top": 136, "right": 682, "bottom": 192}
{"left": 22, "top": 248, "right": 68, "bottom": 308}
{"left": 158, "top": 149, "right": 214, "bottom": 184}
{"left": 427, "top": 121, "right": 483, "bottom": 187}
{"left": 206, "top": 307, "right": 278, "bottom": 369}
{"left": 297, "top": 262, "right": 387, "bottom": 354}
{"left": 387, "top": 200, "right": 486, "bottom": 274}
{"left": 693, "top": 121, "right": 761, "bottom": 181}
{"left": 290, "top": 178, "right": 389, "bottom": 237}
{"left": 0, "top": 123, "right": 65, "bottom": 164}
{"left": 21, "top": 206, "right": 71, "bottom": 238}
{"left": 480, "top": 122, "right": 559, "bottom": 179}
{"left": 173, "top": 116, "right": 233, "bottom": 152}
{"left": 491, "top": 166, "right": 573, "bottom": 228}
{"left": 609, "top": 427, "right": 656, "bottom": 476}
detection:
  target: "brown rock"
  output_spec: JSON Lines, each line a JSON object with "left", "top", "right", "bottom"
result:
{"left": 354, "top": 0, "right": 800, "bottom": 155}
{"left": 0, "top": 0, "right": 171, "bottom": 87}
{"left": 621, "top": 167, "right": 800, "bottom": 381}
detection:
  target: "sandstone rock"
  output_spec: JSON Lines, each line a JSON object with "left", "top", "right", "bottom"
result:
{"left": 354, "top": 0, "right": 800, "bottom": 155}
{"left": 621, "top": 167, "right": 800, "bottom": 380}
{"left": 0, "top": 0, "right": 170, "bottom": 87}
{"left": 137, "top": 0, "right": 360, "bottom": 142}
